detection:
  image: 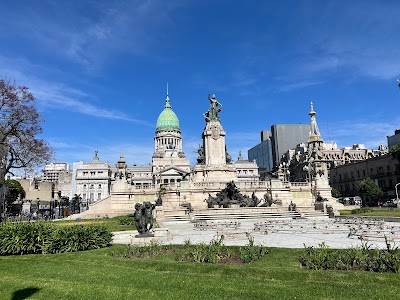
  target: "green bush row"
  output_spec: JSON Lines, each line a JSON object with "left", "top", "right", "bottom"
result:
{"left": 116, "top": 215, "right": 136, "bottom": 226}
{"left": 0, "top": 222, "right": 112, "bottom": 255}
{"left": 110, "top": 240, "right": 173, "bottom": 259}
{"left": 110, "top": 235, "right": 269, "bottom": 264}
{"left": 351, "top": 207, "right": 373, "bottom": 214}
{"left": 177, "top": 236, "right": 233, "bottom": 263}
{"left": 299, "top": 240, "right": 400, "bottom": 273}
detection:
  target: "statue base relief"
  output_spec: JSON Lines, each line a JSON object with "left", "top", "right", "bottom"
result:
{"left": 192, "top": 164, "right": 237, "bottom": 183}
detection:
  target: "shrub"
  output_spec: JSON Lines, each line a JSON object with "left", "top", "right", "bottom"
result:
{"left": 239, "top": 235, "right": 269, "bottom": 263}
{"left": 110, "top": 241, "right": 171, "bottom": 258}
{"left": 176, "top": 236, "right": 233, "bottom": 264}
{"left": 299, "top": 239, "right": 400, "bottom": 273}
{"left": 351, "top": 207, "right": 373, "bottom": 214}
{"left": 0, "top": 222, "right": 112, "bottom": 256}
{"left": 116, "top": 215, "right": 136, "bottom": 226}
{"left": 0, "top": 222, "right": 54, "bottom": 255}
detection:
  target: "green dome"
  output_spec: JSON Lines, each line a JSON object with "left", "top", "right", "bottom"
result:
{"left": 156, "top": 97, "right": 180, "bottom": 131}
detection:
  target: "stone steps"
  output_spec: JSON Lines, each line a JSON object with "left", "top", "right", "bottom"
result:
{"left": 301, "top": 211, "right": 330, "bottom": 219}
{"left": 192, "top": 211, "right": 301, "bottom": 221}
{"left": 163, "top": 210, "right": 304, "bottom": 223}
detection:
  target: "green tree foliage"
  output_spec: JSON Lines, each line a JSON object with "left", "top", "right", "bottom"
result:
{"left": 358, "top": 178, "right": 383, "bottom": 206}
{"left": 71, "top": 194, "right": 82, "bottom": 213}
{"left": 5, "top": 179, "right": 25, "bottom": 201}
{"left": 389, "top": 143, "right": 400, "bottom": 162}
{"left": 3, "top": 179, "right": 25, "bottom": 213}
{"left": 0, "top": 222, "right": 112, "bottom": 255}
{"left": 331, "top": 187, "right": 341, "bottom": 198}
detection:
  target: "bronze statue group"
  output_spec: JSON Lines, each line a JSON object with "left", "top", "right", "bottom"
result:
{"left": 134, "top": 201, "right": 155, "bottom": 237}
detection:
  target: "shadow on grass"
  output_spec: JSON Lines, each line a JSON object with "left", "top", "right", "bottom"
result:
{"left": 12, "top": 287, "right": 40, "bottom": 300}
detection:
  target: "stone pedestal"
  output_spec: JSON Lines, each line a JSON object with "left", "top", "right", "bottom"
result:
{"left": 192, "top": 120, "right": 237, "bottom": 183}
{"left": 203, "top": 121, "right": 226, "bottom": 166}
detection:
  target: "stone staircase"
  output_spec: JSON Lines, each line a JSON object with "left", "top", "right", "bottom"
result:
{"left": 301, "top": 211, "right": 330, "bottom": 219}
{"left": 295, "top": 205, "right": 329, "bottom": 220}
{"left": 162, "top": 207, "right": 304, "bottom": 223}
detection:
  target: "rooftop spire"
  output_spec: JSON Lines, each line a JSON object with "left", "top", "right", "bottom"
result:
{"left": 165, "top": 82, "right": 171, "bottom": 108}
{"left": 308, "top": 101, "right": 323, "bottom": 143}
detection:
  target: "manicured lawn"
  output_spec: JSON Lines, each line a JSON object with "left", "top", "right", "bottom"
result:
{"left": 0, "top": 245, "right": 399, "bottom": 300}
{"left": 340, "top": 208, "right": 400, "bottom": 217}
{"left": 53, "top": 216, "right": 136, "bottom": 232}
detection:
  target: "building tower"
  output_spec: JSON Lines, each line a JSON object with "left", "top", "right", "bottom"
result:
{"left": 308, "top": 101, "right": 324, "bottom": 151}
{"left": 152, "top": 88, "right": 190, "bottom": 184}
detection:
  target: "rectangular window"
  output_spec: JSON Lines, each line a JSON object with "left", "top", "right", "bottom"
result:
{"left": 97, "top": 193, "right": 101, "bottom": 200}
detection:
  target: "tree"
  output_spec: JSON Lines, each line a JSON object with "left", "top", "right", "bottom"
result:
{"left": 0, "top": 78, "right": 53, "bottom": 175}
{"left": 72, "top": 194, "right": 82, "bottom": 213}
{"left": 331, "top": 187, "right": 341, "bottom": 198}
{"left": 3, "top": 179, "right": 25, "bottom": 214}
{"left": 389, "top": 143, "right": 400, "bottom": 162}
{"left": 357, "top": 178, "right": 383, "bottom": 206}
{"left": 0, "top": 78, "right": 53, "bottom": 217}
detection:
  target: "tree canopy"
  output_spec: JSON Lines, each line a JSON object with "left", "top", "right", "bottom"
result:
{"left": 5, "top": 179, "right": 25, "bottom": 202}
{"left": 357, "top": 178, "right": 383, "bottom": 206}
{"left": 0, "top": 78, "right": 53, "bottom": 181}
{"left": 389, "top": 143, "right": 400, "bottom": 162}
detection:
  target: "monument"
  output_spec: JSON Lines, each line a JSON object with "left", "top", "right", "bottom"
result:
{"left": 134, "top": 201, "right": 155, "bottom": 237}
{"left": 68, "top": 93, "right": 340, "bottom": 220}
{"left": 192, "top": 94, "right": 237, "bottom": 183}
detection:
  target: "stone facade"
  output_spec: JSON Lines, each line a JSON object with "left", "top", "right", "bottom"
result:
{"left": 75, "top": 152, "right": 111, "bottom": 206}
{"left": 234, "top": 152, "right": 259, "bottom": 182}
{"left": 42, "top": 162, "right": 70, "bottom": 182}
{"left": 330, "top": 154, "right": 400, "bottom": 198}
{"left": 388, "top": 130, "right": 400, "bottom": 150}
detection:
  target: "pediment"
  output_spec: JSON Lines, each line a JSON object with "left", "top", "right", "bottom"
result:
{"left": 156, "top": 166, "right": 188, "bottom": 176}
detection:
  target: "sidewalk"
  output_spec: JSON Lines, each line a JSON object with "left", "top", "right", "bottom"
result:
{"left": 113, "top": 219, "right": 400, "bottom": 249}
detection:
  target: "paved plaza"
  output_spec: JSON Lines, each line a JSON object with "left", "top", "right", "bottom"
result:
{"left": 113, "top": 217, "right": 400, "bottom": 249}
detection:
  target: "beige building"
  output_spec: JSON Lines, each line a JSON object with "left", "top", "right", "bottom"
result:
{"left": 19, "top": 178, "right": 56, "bottom": 202}
{"left": 43, "top": 162, "right": 70, "bottom": 182}
{"left": 75, "top": 152, "right": 111, "bottom": 206}
{"left": 234, "top": 152, "right": 259, "bottom": 182}
{"left": 282, "top": 103, "right": 387, "bottom": 182}
{"left": 330, "top": 154, "right": 400, "bottom": 198}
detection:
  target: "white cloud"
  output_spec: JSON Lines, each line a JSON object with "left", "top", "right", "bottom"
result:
{"left": 320, "top": 119, "right": 400, "bottom": 149}
{"left": 0, "top": 1, "right": 181, "bottom": 69}
{"left": 0, "top": 55, "right": 152, "bottom": 125}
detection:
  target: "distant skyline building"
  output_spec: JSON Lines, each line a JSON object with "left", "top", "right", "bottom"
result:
{"left": 271, "top": 124, "right": 310, "bottom": 168}
{"left": 248, "top": 130, "right": 273, "bottom": 171}
{"left": 42, "top": 162, "right": 69, "bottom": 182}
{"left": 387, "top": 129, "right": 400, "bottom": 150}
{"left": 248, "top": 125, "right": 309, "bottom": 172}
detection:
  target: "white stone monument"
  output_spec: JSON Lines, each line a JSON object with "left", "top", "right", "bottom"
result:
{"left": 192, "top": 94, "right": 237, "bottom": 183}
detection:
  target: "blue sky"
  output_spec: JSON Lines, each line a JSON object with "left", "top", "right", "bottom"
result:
{"left": 1, "top": 0, "right": 400, "bottom": 168}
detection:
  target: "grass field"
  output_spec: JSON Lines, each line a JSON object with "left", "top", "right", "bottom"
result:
{"left": 53, "top": 216, "right": 136, "bottom": 232}
{"left": 339, "top": 208, "right": 400, "bottom": 217}
{"left": 0, "top": 245, "right": 399, "bottom": 300}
